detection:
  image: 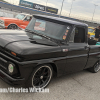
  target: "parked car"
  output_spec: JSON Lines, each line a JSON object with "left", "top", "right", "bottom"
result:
{"left": 0, "top": 13, "right": 32, "bottom": 29}
{"left": 88, "top": 27, "right": 95, "bottom": 38}
{"left": 0, "top": 14, "right": 100, "bottom": 88}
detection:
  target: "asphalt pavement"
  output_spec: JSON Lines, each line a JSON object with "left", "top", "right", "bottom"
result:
{"left": 0, "top": 70, "right": 100, "bottom": 100}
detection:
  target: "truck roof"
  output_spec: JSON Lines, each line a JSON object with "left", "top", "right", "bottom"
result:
{"left": 33, "top": 14, "right": 88, "bottom": 27}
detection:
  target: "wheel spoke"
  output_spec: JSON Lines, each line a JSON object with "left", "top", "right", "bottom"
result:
{"left": 43, "top": 71, "right": 48, "bottom": 75}
{"left": 43, "top": 76, "right": 49, "bottom": 78}
{"left": 37, "top": 69, "right": 42, "bottom": 75}
{"left": 38, "top": 80, "right": 42, "bottom": 86}
{"left": 35, "top": 75, "right": 41, "bottom": 77}
{"left": 33, "top": 78, "right": 40, "bottom": 85}
{"left": 41, "top": 67, "right": 47, "bottom": 75}
{"left": 42, "top": 80, "right": 45, "bottom": 83}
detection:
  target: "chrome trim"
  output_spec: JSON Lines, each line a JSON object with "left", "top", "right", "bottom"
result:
{"left": 0, "top": 19, "right": 5, "bottom": 27}
{"left": 89, "top": 52, "right": 100, "bottom": 55}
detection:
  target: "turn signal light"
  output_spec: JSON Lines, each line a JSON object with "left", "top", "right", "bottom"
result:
{"left": 11, "top": 52, "right": 16, "bottom": 56}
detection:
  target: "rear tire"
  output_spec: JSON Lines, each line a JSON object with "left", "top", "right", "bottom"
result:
{"left": 26, "top": 64, "right": 53, "bottom": 88}
{"left": 88, "top": 62, "right": 100, "bottom": 73}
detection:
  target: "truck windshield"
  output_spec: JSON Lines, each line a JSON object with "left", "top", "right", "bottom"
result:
{"left": 25, "top": 17, "right": 72, "bottom": 41}
{"left": 15, "top": 14, "right": 25, "bottom": 20}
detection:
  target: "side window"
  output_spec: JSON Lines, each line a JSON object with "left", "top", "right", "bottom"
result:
{"left": 69, "top": 28, "right": 75, "bottom": 43}
{"left": 69, "top": 27, "right": 85, "bottom": 43}
{"left": 24, "top": 16, "right": 32, "bottom": 21}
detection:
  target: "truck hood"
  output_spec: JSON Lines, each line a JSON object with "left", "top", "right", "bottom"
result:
{"left": 0, "top": 17, "right": 20, "bottom": 21}
{"left": 0, "top": 30, "right": 59, "bottom": 55}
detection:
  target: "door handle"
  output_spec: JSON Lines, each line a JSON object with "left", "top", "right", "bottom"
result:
{"left": 85, "top": 46, "right": 89, "bottom": 50}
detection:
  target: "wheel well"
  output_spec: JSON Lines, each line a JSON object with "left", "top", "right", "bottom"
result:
{"left": 27, "top": 63, "right": 58, "bottom": 82}
{"left": 36, "top": 63, "right": 57, "bottom": 75}
{"left": 7, "top": 24, "right": 18, "bottom": 28}
{"left": 49, "top": 63, "right": 57, "bottom": 73}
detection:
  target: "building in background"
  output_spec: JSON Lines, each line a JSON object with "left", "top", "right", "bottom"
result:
{"left": 19, "top": 0, "right": 58, "bottom": 14}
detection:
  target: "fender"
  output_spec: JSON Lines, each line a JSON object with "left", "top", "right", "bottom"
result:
{"left": 18, "top": 59, "right": 58, "bottom": 81}
{"left": 35, "top": 60, "right": 58, "bottom": 74}
{"left": 22, "top": 59, "right": 58, "bottom": 75}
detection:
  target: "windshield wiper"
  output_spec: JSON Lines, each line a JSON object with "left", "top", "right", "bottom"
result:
{"left": 26, "top": 29, "right": 51, "bottom": 40}
{"left": 25, "top": 29, "right": 61, "bottom": 45}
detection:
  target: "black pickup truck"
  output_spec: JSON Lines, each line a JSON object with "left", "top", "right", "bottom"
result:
{"left": 0, "top": 14, "right": 99, "bottom": 88}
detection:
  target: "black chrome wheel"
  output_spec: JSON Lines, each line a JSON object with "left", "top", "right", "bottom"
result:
{"left": 27, "top": 65, "right": 53, "bottom": 88}
{"left": 94, "top": 62, "right": 100, "bottom": 72}
{"left": 88, "top": 62, "right": 100, "bottom": 73}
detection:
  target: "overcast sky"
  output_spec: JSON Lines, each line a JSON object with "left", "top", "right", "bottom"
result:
{"left": 4, "top": 0, "right": 100, "bottom": 21}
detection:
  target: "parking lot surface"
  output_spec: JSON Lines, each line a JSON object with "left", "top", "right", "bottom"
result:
{"left": 0, "top": 70, "right": 100, "bottom": 100}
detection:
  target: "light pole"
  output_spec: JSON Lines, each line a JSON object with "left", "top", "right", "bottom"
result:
{"left": 9, "top": 0, "right": 11, "bottom": 4}
{"left": 45, "top": 0, "right": 48, "bottom": 11}
{"left": 46, "top": 0, "right": 48, "bottom": 7}
{"left": 91, "top": 4, "right": 98, "bottom": 22}
{"left": 59, "top": 0, "right": 64, "bottom": 17}
{"left": 69, "top": 0, "right": 75, "bottom": 17}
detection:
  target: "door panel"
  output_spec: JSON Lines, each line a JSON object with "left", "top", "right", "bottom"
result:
{"left": 61, "top": 43, "right": 89, "bottom": 74}
{"left": 21, "top": 20, "right": 29, "bottom": 26}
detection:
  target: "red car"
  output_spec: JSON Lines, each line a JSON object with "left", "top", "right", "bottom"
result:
{"left": 0, "top": 13, "right": 32, "bottom": 29}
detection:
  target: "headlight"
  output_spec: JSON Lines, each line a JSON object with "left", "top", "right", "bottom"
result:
{"left": 0, "top": 20, "right": 4, "bottom": 27}
{"left": 8, "top": 62, "right": 18, "bottom": 75}
{"left": 8, "top": 64, "right": 14, "bottom": 74}
{"left": 0, "top": 20, "right": 4, "bottom": 24}
{"left": 1, "top": 21, "right": 4, "bottom": 24}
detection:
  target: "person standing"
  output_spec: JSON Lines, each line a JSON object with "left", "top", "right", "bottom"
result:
{"left": 94, "top": 26, "right": 100, "bottom": 41}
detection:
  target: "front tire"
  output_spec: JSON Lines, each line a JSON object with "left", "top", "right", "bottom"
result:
{"left": 88, "top": 62, "right": 100, "bottom": 73}
{"left": 8, "top": 24, "right": 18, "bottom": 29}
{"left": 26, "top": 64, "right": 53, "bottom": 88}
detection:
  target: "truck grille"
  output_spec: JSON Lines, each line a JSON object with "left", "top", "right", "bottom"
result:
{"left": 0, "top": 56, "right": 8, "bottom": 70}
{"left": 0, "top": 49, "right": 18, "bottom": 72}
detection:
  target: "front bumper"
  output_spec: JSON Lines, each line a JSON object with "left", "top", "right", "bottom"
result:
{"left": 0, "top": 69, "right": 25, "bottom": 86}
{"left": 0, "top": 50, "right": 25, "bottom": 86}
{"left": 0, "top": 25, "right": 5, "bottom": 29}
{"left": 0, "top": 49, "right": 37, "bottom": 86}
